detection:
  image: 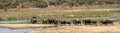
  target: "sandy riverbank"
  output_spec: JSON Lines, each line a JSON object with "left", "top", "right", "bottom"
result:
{"left": 0, "top": 24, "right": 55, "bottom": 29}
{"left": 26, "top": 25, "right": 120, "bottom": 33}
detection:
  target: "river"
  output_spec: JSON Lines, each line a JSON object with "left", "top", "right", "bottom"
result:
{"left": 0, "top": 28, "right": 43, "bottom": 33}
{"left": 0, "top": 20, "right": 30, "bottom": 24}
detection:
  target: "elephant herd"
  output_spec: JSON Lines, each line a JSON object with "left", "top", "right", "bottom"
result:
{"left": 42, "top": 19, "right": 114, "bottom": 25}
{"left": 42, "top": 19, "right": 70, "bottom": 24}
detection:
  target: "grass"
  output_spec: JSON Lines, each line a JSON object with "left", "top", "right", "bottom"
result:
{"left": 0, "top": 8, "right": 120, "bottom": 21}
{"left": 0, "top": 6, "right": 119, "bottom": 24}
{"left": 0, "top": 5, "right": 119, "bottom": 20}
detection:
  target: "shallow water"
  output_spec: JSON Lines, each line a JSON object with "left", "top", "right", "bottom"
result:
{"left": 105, "top": 18, "right": 120, "bottom": 21}
{"left": 0, "top": 20, "right": 30, "bottom": 24}
{"left": 0, "top": 28, "right": 43, "bottom": 33}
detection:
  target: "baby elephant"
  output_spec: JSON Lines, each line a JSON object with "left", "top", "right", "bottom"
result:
{"left": 31, "top": 17, "right": 38, "bottom": 24}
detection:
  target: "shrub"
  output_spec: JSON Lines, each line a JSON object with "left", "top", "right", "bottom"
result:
{"left": 0, "top": 0, "right": 120, "bottom": 9}
{"left": 0, "top": 17, "right": 3, "bottom": 21}
{"left": 0, "top": 3, "right": 6, "bottom": 9}
{"left": 33, "top": 1, "right": 48, "bottom": 8}
{"left": 49, "top": 0, "right": 60, "bottom": 5}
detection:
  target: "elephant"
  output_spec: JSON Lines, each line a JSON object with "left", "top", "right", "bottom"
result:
{"left": 73, "top": 19, "right": 81, "bottom": 25}
{"left": 100, "top": 20, "right": 113, "bottom": 25}
{"left": 83, "top": 19, "right": 97, "bottom": 25}
{"left": 42, "top": 19, "right": 58, "bottom": 24}
{"left": 58, "top": 19, "right": 70, "bottom": 25}
{"left": 31, "top": 17, "right": 38, "bottom": 24}
{"left": 42, "top": 19, "right": 48, "bottom": 24}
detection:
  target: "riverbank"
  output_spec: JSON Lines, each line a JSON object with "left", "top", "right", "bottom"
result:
{"left": 27, "top": 25, "right": 120, "bottom": 33}
{"left": 0, "top": 24, "right": 55, "bottom": 29}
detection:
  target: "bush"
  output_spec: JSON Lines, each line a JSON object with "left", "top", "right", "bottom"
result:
{"left": 49, "top": 0, "right": 60, "bottom": 5}
{"left": 33, "top": 1, "right": 48, "bottom": 8}
{"left": 0, "top": 3, "right": 6, "bottom": 9}
{"left": 0, "top": 0, "right": 11, "bottom": 9}
{"left": 116, "top": 0, "right": 120, "bottom": 4}
{"left": 0, "top": 17, "right": 3, "bottom": 21}
{"left": 0, "top": 0, "right": 120, "bottom": 9}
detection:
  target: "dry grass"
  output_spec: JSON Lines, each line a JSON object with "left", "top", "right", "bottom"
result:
{"left": 0, "top": 24, "right": 55, "bottom": 29}
{"left": 27, "top": 25, "right": 120, "bottom": 33}
{"left": 0, "top": 6, "right": 120, "bottom": 20}
{"left": 66, "top": 8, "right": 120, "bottom": 12}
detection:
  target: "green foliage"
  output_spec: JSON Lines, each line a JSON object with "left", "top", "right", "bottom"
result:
{"left": 0, "top": 0, "right": 10, "bottom": 3}
{"left": 33, "top": 0, "right": 48, "bottom": 8}
{"left": 7, "top": 17, "right": 18, "bottom": 20}
{"left": 0, "top": 0, "right": 120, "bottom": 9}
{"left": 0, "top": 3, "right": 6, "bottom": 9}
{"left": 58, "top": 0, "right": 69, "bottom": 3}
{"left": 49, "top": 0, "right": 60, "bottom": 5}
{"left": 49, "top": 0, "right": 70, "bottom": 5}
{"left": 83, "top": 0, "right": 96, "bottom": 5}
{"left": 116, "top": 0, "right": 120, "bottom": 4}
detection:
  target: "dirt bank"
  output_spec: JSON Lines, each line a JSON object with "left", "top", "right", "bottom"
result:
{"left": 0, "top": 24, "right": 55, "bottom": 29}
{"left": 27, "top": 25, "right": 120, "bottom": 33}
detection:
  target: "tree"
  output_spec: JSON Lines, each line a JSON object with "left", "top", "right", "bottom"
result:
{"left": 116, "top": 0, "right": 120, "bottom": 4}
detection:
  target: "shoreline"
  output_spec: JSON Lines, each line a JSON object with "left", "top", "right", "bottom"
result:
{"left": 0, "top": 24, "right": 55, "bottom": 29}
{"left": 26, "top": 25, "right": 120, "bottom": 33}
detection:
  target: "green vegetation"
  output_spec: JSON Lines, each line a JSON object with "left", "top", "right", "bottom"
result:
{"left": 0, "top": 0, "right": 120, "bottom": 10}
{"left": 7, "top": 17, "right": 18, "bottom": 20}
{"left": 32, "top": 0, "right": 48, "bottom": 8}
{"left": 0, "top": 0, "right": 119, "bottom": 21}
{"left": 9, "top": 22, "right": 31, "bottom": 24}
{"left": 0, "top": 9, "right": 120, "bottom": 21}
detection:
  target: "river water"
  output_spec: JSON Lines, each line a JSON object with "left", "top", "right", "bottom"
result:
{"left": 0, "top": 28, "right": 43, "bottom": 33}
{"left": 0, "top": 20, "right": 30, "bottom": 24}
{"left": 0, "top": 20, "right": 56, "bottom": 33}
{"left": 0, "top": 20, "right": 44, "bottom": 33}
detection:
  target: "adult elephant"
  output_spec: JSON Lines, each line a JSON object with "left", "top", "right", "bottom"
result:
{"left": 42, "top": 19, "right": 58, "bottom": 24}
{"left": 73, "top": 19, "right": 81, "bottom": 25}
{"left": 100, "top": 20, "right": 113, "bottom": 25}
{"left": 83, "top": 19, "right": 97, "bottom": 25}
{"left": 42, "top": 19, "right": 48, "bottom": 24}
{"left": 59, "top": 19, "right": 70, "bottom": 25}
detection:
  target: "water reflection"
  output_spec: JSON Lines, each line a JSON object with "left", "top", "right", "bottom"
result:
{"left": 0, "top": 20, "right": 30, "bottom": 24}
{"left": 0, "top": 28, "right": 43, "bottom": 33}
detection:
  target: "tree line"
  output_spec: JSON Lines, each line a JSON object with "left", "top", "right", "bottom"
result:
{"left": 0, "top": 0, "right": 120, "bottom": 9}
